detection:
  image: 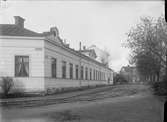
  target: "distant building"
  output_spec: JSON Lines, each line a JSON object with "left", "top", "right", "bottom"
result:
{"left": 79, "top": 47, "right": 97, "bottom": 60}
{"left": 120, "top": 65, "right": 140, "bottom": 83}
{"left": 0, "top": 16, "right": 113, "bottom": 92}
{"left": 88, "top": 45, "right": 109, "bottom": 66}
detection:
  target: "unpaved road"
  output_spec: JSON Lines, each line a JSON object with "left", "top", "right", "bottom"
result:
{"left": 0, "top": 84, "right": 164, "bottom": 122}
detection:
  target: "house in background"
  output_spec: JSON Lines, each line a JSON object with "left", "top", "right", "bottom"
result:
{"left": 120, "top": 65, "right": 140, "bottom": 83}
{"left": 0, "top": 16, "right": 113, "bottom": 93}
{"left": 79, "top": 46, "right": 97, "bottom": 60}
{"left": 88, "top": 45, "right": 110, "bottom": 67}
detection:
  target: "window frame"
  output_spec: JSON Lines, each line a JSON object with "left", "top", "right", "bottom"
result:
{"left": 93, "top": 69, "right": 95, "bottom": 80}
{"left": 15, "top": 55, "right": 29, "bottom": 77}
{"left": 51, "top": 58, "right": 57, "bottom": 78}
{"left": 75, "top": 65, "right": 79, "bottom": 80}
{"left": 85, "top": 67, "right": 88, "bottom": 80}
{"left": 62, "top": 61, "right": 66, "bottom": 79}
{"left": 80, "top": 66, "right": 84, "bottom": 80}
{"left": 69, "top": 63, "right": 73, "bottom": 79}
{"left": 90, "top": 68, "right": 92, "bottom": 80}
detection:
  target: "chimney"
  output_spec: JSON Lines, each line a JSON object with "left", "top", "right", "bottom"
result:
{"left": 83, "top": 46, "right": 86, "bottom": 50}
{"left": 64, "top": 39, "right": 66, "bottom": 44}
{"left": 14, "top": 16, "right": 25, "bottom": 28}
{"left": 79, "top": 42, "right": 81, "bottom": 51}
{"left": 66, "top": 44, "right": 69, "bottom": 47}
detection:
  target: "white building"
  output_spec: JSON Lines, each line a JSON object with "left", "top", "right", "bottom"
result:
{"left": 0, "top": 16, "right": 113, "bottom": 92}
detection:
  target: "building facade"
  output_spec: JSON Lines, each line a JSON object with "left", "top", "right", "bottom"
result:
{"left": 0, "top": 16, "right": 113, "bottom": 92}
{"left": 120, "top": 65, "right": 140, "bottom": 83}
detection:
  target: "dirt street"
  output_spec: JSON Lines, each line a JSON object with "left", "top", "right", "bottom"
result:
{"left": 0, "top": 84, "right": 164, "bottom": 122}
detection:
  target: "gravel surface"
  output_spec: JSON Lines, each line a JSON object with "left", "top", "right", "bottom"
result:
{"left": 1, "top": 84, "right": 162, "bottom": 122}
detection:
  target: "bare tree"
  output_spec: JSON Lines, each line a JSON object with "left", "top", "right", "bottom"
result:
{"left": 125, "top": 16, "right": 167, "bottom": 82}
{"left": 100, "top": 49, "right": 111, "bottom": 67}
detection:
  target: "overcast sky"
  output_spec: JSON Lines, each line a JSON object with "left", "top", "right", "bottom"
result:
{"left": 0, "top": 0, "right": 164, "bottom": 72}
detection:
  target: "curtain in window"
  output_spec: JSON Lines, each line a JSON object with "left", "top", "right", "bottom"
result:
{"left": 15, "top": 56, "right": 29, "bottom": 77}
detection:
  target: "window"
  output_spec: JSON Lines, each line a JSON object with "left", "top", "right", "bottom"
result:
{"left": 90, "top": 68, "right": 92, "bottom": 80}
{"left": 51, "top": 58, "right": 57, "bottom": 78}
{"left": 99, "top": 71, "right": 101, "bottom": 80}
{"left": 75, "top": 65, "right": 79, "bottom": 80}
{"left": 85, "top": 67, "right": 88, "bottom": 80}
{"left": 62, "top": 61, "right": 66, "bottom": 78}
{"left": 100, "top": 72, "right": 102, "bottom": 80}
{"left": 81, "top": 66, "right": 84, "bottom": 80}
{"left": 97, "top": 71, "right": 99, "bottom": 80}
{"left": 99, "top": 71, "right": 100, "bottom": 80}
{"left": 15, "top": 56, "right": 29, "bottom": 77}
{"left": 96, "top": 70, "right": 98, "bottom": 80}
{"left": 98, "top": 71, "right": 100, "bottom": 80}
{"left": 101, "top": 72, "right": 102, "bottom": 80}
{"left": 93, "top": 69, "right": 95, "bottom": 80}
{"left": 69, "top": 63, "right": 73, "bottom": 79}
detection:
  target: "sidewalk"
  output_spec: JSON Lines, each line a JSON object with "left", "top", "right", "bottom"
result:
{"left": 0, "top": 84, "right": 150, "bottom": 108}
{"left": 0, "top": 85, "right": 113, "bottom": 107}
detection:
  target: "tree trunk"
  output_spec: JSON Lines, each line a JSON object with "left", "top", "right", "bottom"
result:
{"left": 157, "top": 71, "right": 160, "bottom": 82}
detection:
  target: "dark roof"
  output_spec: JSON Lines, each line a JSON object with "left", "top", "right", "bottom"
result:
{"left": 0, "top": 24, "right": 44, "bottom": 37}
{"left": 80, "top": 49, "right": 97, "bottom": 58}
{"left": 80, "top": 49, "right": 96, "bottom": 53}
{"left": 80, "top": 49, "right": 91, "bottom": 52}
{"left": 121, "top": 66, "right": 136, "bottom": 72}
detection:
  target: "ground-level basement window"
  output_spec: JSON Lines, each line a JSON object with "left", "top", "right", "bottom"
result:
{"left": 15, "top": 56, "right": 29, "bottom": 77}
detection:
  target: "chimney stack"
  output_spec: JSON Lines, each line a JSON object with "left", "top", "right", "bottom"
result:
{"left": 83, "top": 46, "right": 86, "bottom": 50}
{"left": 14, "top": 16, "right": 25, "bottom": 28}
{"left": 64, "top": 39, "right": 66, "bottom": 44}
{"left": 66, "top": 44, "right": 69, "bottom": 47}
{"left": 79, "top": 42, "right": 81, "bottom": 51}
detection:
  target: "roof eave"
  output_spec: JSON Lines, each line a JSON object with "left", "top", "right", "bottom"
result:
{"left": 0, "top": 35, "right": 45, "bottom": 40}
